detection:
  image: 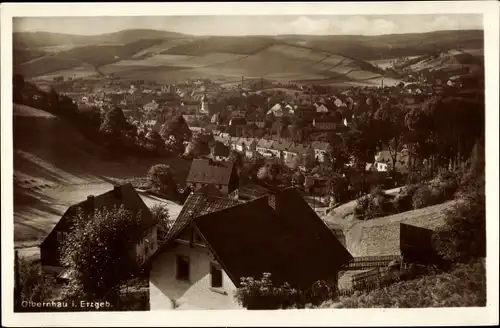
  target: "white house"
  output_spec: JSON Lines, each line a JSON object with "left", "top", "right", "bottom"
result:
{"left": 146, "top": 188, "right": 353, "bottom": 310}
{"left": 311, "top": 141, "right": 330, "bottom": 162}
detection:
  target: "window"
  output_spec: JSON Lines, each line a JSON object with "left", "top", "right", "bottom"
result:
{"left": 210, "top": 262, "right": 223, "bottom": 288}
{"left": 57, "top": 231, "right": 69, "bottom": 242}
{"left": 176, "top": 255, "right": 190, "bottom": 281}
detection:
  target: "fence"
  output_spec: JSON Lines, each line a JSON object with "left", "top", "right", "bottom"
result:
{"left": 344, "top": 255, "right": 401, "bottom": 270}
{"left": 336, "top": 267, "right": 395, "bottom": 297}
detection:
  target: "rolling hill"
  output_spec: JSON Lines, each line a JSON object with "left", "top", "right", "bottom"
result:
{"left": 13, "top": 29, "right": 483, "bottom": 85}
{"left": 13, "top": 103, "right": 186, "bottom": 244}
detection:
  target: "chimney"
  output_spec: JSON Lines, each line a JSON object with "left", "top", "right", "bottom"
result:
{"left": 87, "top": 195, "right": 95, "bottom": 211}
{"left": 268, "top": 193, "right": 276, "bottom": 210}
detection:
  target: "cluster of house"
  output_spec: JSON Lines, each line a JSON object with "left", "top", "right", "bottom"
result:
{"left": 212, "top": 135, "right": 329, "bottom": 168}
{"left": 40, "top": 171, "right": 446, "bottom": 309}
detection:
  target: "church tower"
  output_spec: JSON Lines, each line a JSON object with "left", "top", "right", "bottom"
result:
{"left": 200, "top": 92, "right": 209, "bottom": 115}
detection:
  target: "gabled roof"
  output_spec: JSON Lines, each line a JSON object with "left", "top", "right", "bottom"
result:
{"left": 41, "top": 183, "right": 154, "bottom": 247}
{"left": 311, "top": 141, "right": 330, "bottom": 151}
{"left": 145, "top": 192, "right": 242, "bottom": 260}
{"left": 193, "top": 187, "right": 353, "bottom": 289}
{"left": 271, "top": 140, "right": 292, "bottom": 151}
{"left": 288, "top": 143, "right": 312, "bottom": 154}
{"left": 256, "top": 139, "right": 274, "bottom": 149}
{"left": 186, "top": 159, "right": 234, "bottom": 186}
{"left": 238, "top": 183, "right": 271, "bottom": 200}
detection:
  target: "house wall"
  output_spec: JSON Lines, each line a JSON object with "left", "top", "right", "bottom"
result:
{"left": 149, "top": 243, "right": 242, "bottom": 310}
{"left": 189, "top": 182, "right": 229, "bottom": 194}
{"left": 135, "top": 226, "right": 159, "bottom": 265}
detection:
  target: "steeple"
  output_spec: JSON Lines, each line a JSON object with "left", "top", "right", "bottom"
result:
{"left": 200, "top": 92, "right": 209, "bottom": 114}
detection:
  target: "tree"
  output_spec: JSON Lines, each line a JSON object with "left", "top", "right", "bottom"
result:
{"left": 292, "top": 171, "right": 305, "bottom": 186}
{"left": 434, "top": 139, "right": 485, "bottom": 263}
{"left": 374, "top": 104, "right": 409, "bottom": 182}
{"left": 165, "top": 135, "right": 185, "bottom": 156}
{"left": 100, "top": 107, "right": 129, "bottom": 145}
{"left": 433, "top": 177, "right": 485, "bottom": 263}
{"left": 147, "top": 131, "right": 165, "bottom": 153}
{"left": 147, "top": 164, "right": 177, "bottom": 196}
{"left": 185, "top": 134, "right": 211, "bottom": 157}
{"left": 60, "top": 206, "right": 144, "bottom": 303}
{"left": 163, "top": 115, "right": 192, "bottom": 143}
{"left": 229, "top": 150, "right": 244, "bottom": 170}
{"left": 150, "top": 204, "right": 171, "bottom": 242}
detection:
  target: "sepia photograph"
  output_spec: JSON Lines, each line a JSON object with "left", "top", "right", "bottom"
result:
{"left": 1, "top": 2, "right": 499, "bottom": 327}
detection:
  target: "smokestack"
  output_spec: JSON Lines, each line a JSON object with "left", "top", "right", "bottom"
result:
{"left": 87, "top": 195, "right": 95, "bottom": 211}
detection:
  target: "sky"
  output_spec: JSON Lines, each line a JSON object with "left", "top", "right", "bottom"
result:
{"left": 13, "top": 14, "right": 482, "bottom": 36}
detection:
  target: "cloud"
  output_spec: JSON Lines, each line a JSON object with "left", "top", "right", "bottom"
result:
{"left": 372, "top": 18, "right": 397, "bottom": 35}
{"left": 289, "top": 16, "right": 331, "bottom": 34}
{"left": 427, "top": 15, "right": 460, "bottom": 31}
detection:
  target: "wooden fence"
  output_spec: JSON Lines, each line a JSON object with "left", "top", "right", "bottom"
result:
{"left": 344, "top": 255, "right": 401, "bottom": 270}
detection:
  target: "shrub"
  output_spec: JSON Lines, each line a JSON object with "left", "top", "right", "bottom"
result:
{"left": 15, "top": 258, "right": 56, "bottom": 310}
{"left": 234, "top": 273, "right": 334, "bottom": 310}
{"left": 147, "top": 164, "right": 177, "bottom": 197}
{"left": 354, "top": 187, "right": 395, "bottom": 220}
{"left": 150, "top": 204, "right": 171, "bottom": 243}
{"left": 60, "top": 206, "right": 145, "bottom": 304}
{"left": 354, "top": 195, "right": 371, "bottom": 219}
{"left": 433, "top": 178, "right": 485, "bottom": 263}
{"left": 328, "top": 259, "right": 486, "bottom": 308}
{"left": 393, "top": 184, "right": 419, "bottom": 212}
{"left": 411, "top": 184, "right": 438, "bottom": 209}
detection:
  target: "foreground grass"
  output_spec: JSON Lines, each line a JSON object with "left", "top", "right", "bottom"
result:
{"left": 322, "top": 260, "right": 486, "bottom": 308}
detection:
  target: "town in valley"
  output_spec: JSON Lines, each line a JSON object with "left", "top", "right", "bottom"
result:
{"left": 12, "top": 14, "right": 486, "bottom": 312}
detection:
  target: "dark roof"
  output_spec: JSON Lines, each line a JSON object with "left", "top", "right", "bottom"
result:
{"left": 186, "top": 159, "right": 234, "bottom": 186}
{"left": 193, "top": 187, "right": 353, "bottom": 289}
{"left": 143, "top": 192, "right": 242, "bottom": 266}
{"left": 196, "top": 184, "right": 226, "bottom": 197}
{"left": 41, "top": 183, "right": 154, "bottom": 246}
{"left": 165, "top": 192, "right": 242, "bottom": 242}
{"left": 238, "top": 183, "right": 271, "bottom": 200}
{"left": 212, "top": 141, "right": 230, "bottom": 157}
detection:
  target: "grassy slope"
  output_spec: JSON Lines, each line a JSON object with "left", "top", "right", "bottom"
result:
{"left": 13, "top": 104, "right": 186, "bottom": 244}
{"left": 14, "top": 29, "right": 483, "bottom": 84}
{"left": 322, "top": 260, "right": 486, "bottom": 308}
{"left": 103, "top": 43, "right": 392, "bottom": 85}
{"left": 324, "top": 188, "right": 456, "bottom": 257}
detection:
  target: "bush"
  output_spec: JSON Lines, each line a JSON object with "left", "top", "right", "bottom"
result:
{"left": 15, "top": 258, "right": 56, "bottom": 310}
{"left": 60, "top": 206, "right": 145, "bottom": 304}
{"left": 411, "top": 184, "right": 439, "bottom": 209}
{"left": 393, "top": 184, "right": 419, "bottom": 212}
{"left": 147, "top": 164, "right": 177, "bottom": 197}
{"left": 433, "top": 177, "right": 485, "bottom": 263}
{"left": 234, "top": 273, "right": 334, "bottom": 310}
{"left": 354, "top": 187, "right": 395, "bottom": 220}
{"left": 328, "top": 259, "right": 486, "bottom": 308}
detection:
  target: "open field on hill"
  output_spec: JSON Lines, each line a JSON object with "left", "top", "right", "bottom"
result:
{"left": 33, "top": 63, "right": 100, "bottom": 80}
{"left": 13, "top": 104, "right": 187, "bottom": 245}
{"left": 16, "top": 56, "right": 84, "bottom": 78}
{"left": 99, "top": 43, "right": 392, "bottom": 85}
{"left": 14, "top": 29, "right": 484, "bottom": 84}
{"left": 132, "top": 38, "right": 196, "bottom": 59}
